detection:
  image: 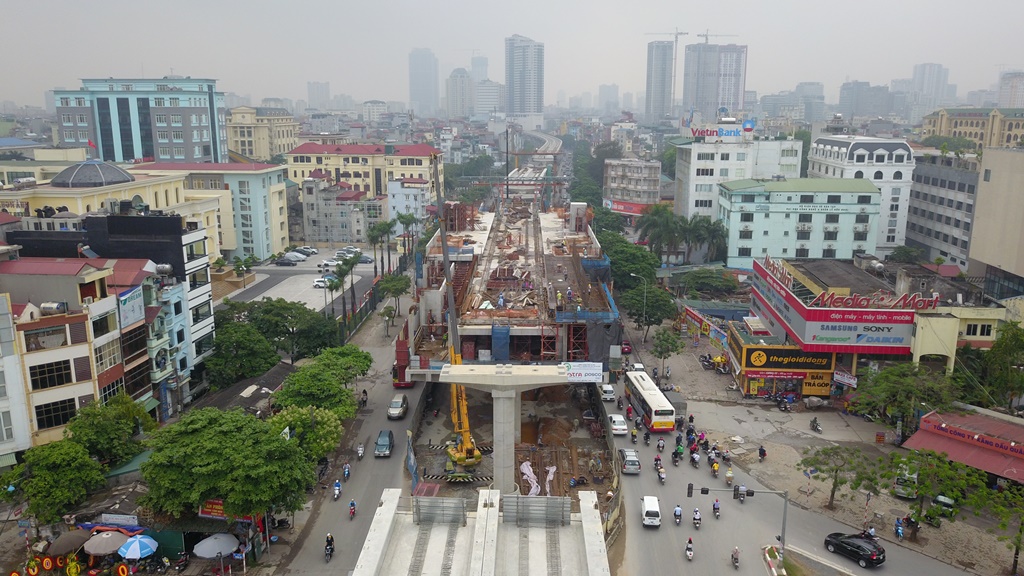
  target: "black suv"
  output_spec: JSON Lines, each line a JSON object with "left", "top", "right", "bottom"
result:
{"left": 824, "top": 532, "right": 886, "bottom": 568}
{"left": 374, "top": 429, "right": 394, "bottom": 457}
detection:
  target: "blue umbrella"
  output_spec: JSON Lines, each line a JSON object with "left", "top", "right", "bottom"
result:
{"left": 118, "top": 535, "right": 159, "bottom": 560}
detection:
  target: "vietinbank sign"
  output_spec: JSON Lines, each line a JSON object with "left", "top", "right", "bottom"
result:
{"left": 751, "top": 257, "right": 914, "bottom": 354}
{"left": 690, "top": 126, "right": 743, "bottom": 137}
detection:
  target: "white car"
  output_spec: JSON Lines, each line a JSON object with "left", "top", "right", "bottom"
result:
{"left": 600, "top": 384, "right": 616, "bottom": 402}
{"left": 299, "top": 246, "right": 318, "bottom": 254}
{"left": 313, "top": 278, "right": 328, "bottom": 289}
{"left": 321, "top": 259, "right": 340, "bottom": 268}
{"left": 608, "top": 414, "right": 628, "bottom": 435}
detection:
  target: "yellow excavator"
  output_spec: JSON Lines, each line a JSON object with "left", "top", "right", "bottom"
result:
{"left": 432, "top": 153, "right": 482, "bottom": 468}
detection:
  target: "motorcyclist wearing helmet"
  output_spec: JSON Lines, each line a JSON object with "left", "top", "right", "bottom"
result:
{"left": 326, "top": 533, "right": 334, "bottom": 548}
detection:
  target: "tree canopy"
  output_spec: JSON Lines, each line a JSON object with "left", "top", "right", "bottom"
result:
{"left": 587, "top": 141, "right": 623, "bottom": 186}
{"left": 141, "top": 408, "right": 313, "bottom": 518}
{"left": 267, "top": 406, "right": 343, "bottom": 462}
{"left": 589, "top": 205, "right": 625, "bottom": 235}
{"left": 675, "top": 268, "right": 739, "bottom": 298}
{"left": 989, "top": 482, "right": 1024, "bottom": 574}
{"left": 636, "top": 204, "right": 683, "bottom": 260}
{"left": 798, "top": 445, "right": 879, "bottom": 509}
{"left": 660, "top": 146, "right": 676, "bottom": 179}
{"left": 886, "top": 245, "right": 925, "bottom": 264}
{"left": 64, "top": 393, "right": 156, "bottom": 465}
{"left": 271, "top": 346, "right": 369, "bottom": 420}
{"left": 620, "top": 285, "right": 678, "bottom": 341}
{"left": 851, "top": 363, "right": 960, "bottom": 427}
{"left": 650, "top": 326, "right": 682, "bottom": 375}
{"left": 921, "top": 135, "right": 977, "bottom": 152}
{"left": 596, "top": 232, "right": 659, "bottom": 292}
{"left": 243, "top": 297, "right": 338, "bottom": 362}
{"left": 0, "top": 440, "right": 105, "bottom": 523}
{"left": 206, "top": 322, "right": 281, "bottom": 389}
{"left": 377, "top": 273, "right": 412, "bottom": 317}
{"left": 982, "top": 322, "right": 1024, "bottom": 410}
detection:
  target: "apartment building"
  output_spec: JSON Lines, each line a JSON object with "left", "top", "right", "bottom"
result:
{"left": 0, "top": 294, "right": 29, "bottom": 469}
{"left": 967, "top": 147, "right": 1024, "bottom": 298}
{"left": 601, "top": 158, "right": 662, "bottom": 222}
{"left": 54, "top": 77, "right": 227, "bottom": 163}
{"left": 299, "top": 176, "right": 387, "bottom": 245}
{"left": 285, "top": 143, "right": 443, "bottom": 197}
{"left": 807, "top": 136, "right": 914, "bottom": 257}
{"left": 226, "top": 107, "right": 299, "bottom": 162}
{"left": 388, "top": 178, "right": 434, "bottom": 229}
{"left": 921, "top": 107, "right": 1024, "bottom": 149}
{"left": 720, "top": 178, "right": 881, "bottom": 269}
{"left": 905, "top": 149, "right": 979, "bottom": 271}
{"left": 669, "top": 126, "right": 802, "bottom": 218}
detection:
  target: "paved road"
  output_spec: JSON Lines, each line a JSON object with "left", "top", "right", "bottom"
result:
{"left": 611, "top": 393, "right": 981, "bottom": 576}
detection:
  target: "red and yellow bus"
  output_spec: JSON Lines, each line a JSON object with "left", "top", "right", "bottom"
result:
{"left": 624, "top": 370, "right": 676, "bottom": 432}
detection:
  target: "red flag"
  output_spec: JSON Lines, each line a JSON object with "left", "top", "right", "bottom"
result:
{"left": 87, "top": 139, "right": 97, "bottom": 149}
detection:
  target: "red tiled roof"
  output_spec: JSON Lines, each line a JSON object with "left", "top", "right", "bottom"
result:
{"left": 308, "top": 169, "right": 329, "bottom": 178}
{"left": 0, "top": 258, "right": 97, "bottom": 276}
{"left": 145, "top": 306, "right": 162, "bottom": 324}
{"left": 83, "top": 258, "right": 155, "bottom": 288}
{"left": 336, "top": 182, "right": 353, "bottom": 190}
{"left": 11, "top": 303, "right": 27, "bottom": 317}
{"left": 402, "top": 177, "right": 428, "bottom": 184}
{"left": 0, "top": 213, "right": 22, "bottom": 225}
{"left": 287, "top": 142, "right": 439, "bottom": 156}
{"left": 132, "top": 163, "right": 282, "bottom": 172}
{"left": 921, "top": 263, "right": 963, "bottom": 278}
{"left": 335, "top": 190, "right": 364, "bottom": 201}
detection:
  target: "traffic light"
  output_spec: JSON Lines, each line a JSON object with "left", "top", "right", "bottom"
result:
{"left": 733, "top": 485, "right": 740, "bottom": 500}
{"left": 700, "top": 487, "right": 709, "bottom": 495}
{"left": 687, "top": 483, "right": 693, "bottom": 498}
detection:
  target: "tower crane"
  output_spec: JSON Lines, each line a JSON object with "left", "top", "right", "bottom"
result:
{"left": 431, "top": 152, "right": 482, "bottom": 468}
{"left": 695, "top": 30, "right": 738, "bottom": 44}
{"left": 645, "top": 28, "right": 688, "bottom": 117}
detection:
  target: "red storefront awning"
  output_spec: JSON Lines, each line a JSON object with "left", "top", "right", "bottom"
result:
{"left": 902, "top": 429, "right": 1024, "bottom": 483}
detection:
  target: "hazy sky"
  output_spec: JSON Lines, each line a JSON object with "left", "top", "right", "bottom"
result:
{"left": 4, "top": 0, "right": 1019, "bottom": 109}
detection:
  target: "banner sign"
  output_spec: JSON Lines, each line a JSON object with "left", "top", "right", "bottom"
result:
{"left": 560, "top": 362, "right": 603, "bottom": 383}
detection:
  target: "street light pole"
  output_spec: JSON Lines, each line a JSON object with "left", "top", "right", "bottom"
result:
{"left": 630, "top": 273, "right": 649, "bottom": 343}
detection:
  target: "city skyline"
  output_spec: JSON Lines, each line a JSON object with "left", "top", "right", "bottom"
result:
{"left": 3, "top": 0, "right": 1022, "bottom": 111}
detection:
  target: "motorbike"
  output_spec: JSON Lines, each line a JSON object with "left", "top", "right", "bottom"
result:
{"left": 617, "top": 396, "right": 623, "bottom": 409}
{"left": 665, "top": 367, "right": 671, "bottom": 380}
{"left": 693, "top": 516, "right": 701, "bottom": 529}
{"left": 691, "top": 454, "right": 700, "bottom": 469}
{"left": 725, "top": 468, "right": 734, "bottom": 486}
{"left": 721, "top": 451, "right": 732, "bottom": 463}
{"left": 349, "top": 505, "right": 357, "bottom": 520}
{"left": 644, "top": 433, "right": 650, "bottom": 446}
{"left": 672, "top": 452, "right": 680, "bottom": 466}
{"left": 657, "top": 438, "right": 665, "bottom": 452}
{"left": 714, "top": 507, "right": 721, "bottom": 519}
{"left": 343, "top": 466, "right": 350, "bottom": 482}
{"left": 685, "top": 543, "right": 693, "bottom": 561}
{"left": 738, "top": 485, "right": 746, "bottom": 503}
{"left": 716, "top": 364, "right": 730, "bottom": 375}
{"left": 759, "top": 449, "right": 766, "bottom": 463}
{"left": 711, "top": 465, "right": 719, "bottom": 478}
{"left": 631, "top": 432, "right": 637, "bottom": 445}
{"left": 173, "top": 552, "right": 190, "bottom": 573}
{"left": 810, "top": 418, "right": 823, "bottom": 434}
{"left": 895, "top": 524, "right": 904, "bottom": 541}
{"left": 777, "top": 399, "right": 790, "bottom": 412}
{"left": 732, "top": 554, "right": 740, "bottom": 570}
{"left": 333, "top": 484, "right": 341, "bottom": 501}
{"left": 357, "top": 443, "right": 365, "bottom": 460}
{"left": 675, "top": 512, "right": 682, "bottom": 526}
{"left": 657, "top": 466, "right": 667, "bottom": 484}
{"left": 325, "top": 544, "right": 334, "bottom": 563}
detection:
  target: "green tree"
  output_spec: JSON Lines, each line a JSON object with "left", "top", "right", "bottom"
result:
{"left": 313, "top": 345, "right": 373, "bottom": 387}
{"left": 921, "top": 135, "right": 976, "bottom": 152}
{"left": 325, "top": 276, "right": 343, "bottom": 319}
{"left": 677, "top": 268, "right": 739, "bottom": 298}
{"left": 886, "top": 245, "right": 924, "bottom": 264}
{"left": 984, "top": 322, "right": 1024, "bottom": 410}
{"left": 596, "top": 232, "right": 659, "bottom": 291}
{"left": 636, "top": 204, "right": 684, "bottom": 260}
{"left": 588, "top": 141, "right": 623, "bottom": 186}
{"left": 247, "top": 297, "right": 337, "bottom": 362}
{"left": 141, "top": 408, "right": 313, "bottom": 518}
{"left": 990, "top": 483, "right": 1024, "bottom": 575}
{"left": 620, "top": 285, "right": 677, "bottom": 341}
{"left": 798, "top": 445, "right": 879, "bottom": 509}
{"left": 650, "top": 326, "right": 682, "bottom": 376}
{"left": 206, "top": 323, "right": 280, "bottom": 388}
{"left": 569, "top": 177, "right": 603, "bottom": 207}
{"left": 851, "top": 364, "right": 960, "bottom": 427}
{"left": 794, "top": 130, "right": 812, "bottom": 177}
{"left": 367, "top": 222, "right": 384, "bottom": 277}
{"left": 660, "top": 146, "right": 676, "bottom": 179}
{"left": 267, "top": 406, "right": 343, "bottom": 462}
{"left": 64, "top": 393, "right": 156, "bottom": 465}
{"left": 590, "top": 205, "right": 625, "bottom": 235}
{"left": 2, "top": 441, "right": 105, "bottom": 523}
{"left": 379, "top": 305, "right": 396, "bottom": 336}
{"left": 703, "top": 219, "right": 728, "bottom": 263}
{"left": 378, "top": 273, "right": 412, "bottom": 317}
{"left": 396, "top": 211, "right": 420, "bottom": 257}
{"left": 378, "top": 218, "right": 398, "bottom": 272}
{"left": 273, "top": 363, "right": 358, "bottom": 421}
{"left": 880, "top": 449, "right": 988, "bottom": 540}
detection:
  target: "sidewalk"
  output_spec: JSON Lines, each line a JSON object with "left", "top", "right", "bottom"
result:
{"left": 624, "top": 321, "right": 1004, "bottom": 576}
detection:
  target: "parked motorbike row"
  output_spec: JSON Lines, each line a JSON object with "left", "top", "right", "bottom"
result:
{"left": 698, "top": 354, "right": 730, "bottom": 374}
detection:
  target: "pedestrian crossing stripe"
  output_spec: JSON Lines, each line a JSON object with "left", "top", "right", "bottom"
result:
{"left": 421, "top": 474, "right": 494, "bottom": 483}
{"left": 426, "top": 445, "right": 493, "bottom": 453}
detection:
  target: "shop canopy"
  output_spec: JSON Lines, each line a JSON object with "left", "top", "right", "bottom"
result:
{"left": 902, "top": 411, "right": 1024, "bottom": 483}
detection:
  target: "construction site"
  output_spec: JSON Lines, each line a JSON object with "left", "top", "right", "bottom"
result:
{"left": 396, "top": 174, "right": 623, "bottom": 505}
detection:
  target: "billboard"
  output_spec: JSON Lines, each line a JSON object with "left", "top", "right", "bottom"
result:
{"left": 117, "top": 286, "right": 146, "bottom": 329}
{"left": 742, "top": 348, "right": 834, "bottom": 371}
{"left": 602, "top": 198, "right": 651, "bottom": 216}
{"left": 560, "top": 362, "right": 603, "bottom": 383}
{"left": 750, "top": 258, "right": 913, "bottom": 354}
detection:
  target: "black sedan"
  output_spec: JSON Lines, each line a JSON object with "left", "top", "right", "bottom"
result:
{"left": 824, "top": 532, "right": 885, "bottom": 568}
{"left": 274, "top": 259, "right": 297, "bottom": 266}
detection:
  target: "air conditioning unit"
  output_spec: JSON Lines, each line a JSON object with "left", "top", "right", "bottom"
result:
{"left": 83, "top": 296, "right": 94, "bottom": 305}
{"left": 859, "top": 207, "right": 867, "bottom": 213}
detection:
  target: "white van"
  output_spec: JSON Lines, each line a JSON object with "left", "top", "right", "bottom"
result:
{"left": 600, "top": 384, "right": 615, "bottom": 402}
{"left": 640, "top": 496, "right": 661, "bottom": 527}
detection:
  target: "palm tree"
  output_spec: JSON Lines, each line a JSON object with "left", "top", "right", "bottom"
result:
{"left": 367, "top": 223, "right": 384, "bottom": 277}
{"left": 396, "top": 212, "right": 420, "bottom": 263}
{"left": 703, "top": 220, "right": 728, "bottom": 263}
{"left": 326, "top": 277, "right": 343, "bottom": 319}
{"left": 379, "top": 218, "right": 398, "bottom": 273}
{"left": 684, "top": 215, "right": 711, "bottom": 263}
{"left": 636, "top": 204, "right": 683, "bottom": 262}
{"left": 333, "top": 257, "right": 357, "bottom": 316}
{"left": 343, "top": 254, "right": 359, "bottom": 314}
